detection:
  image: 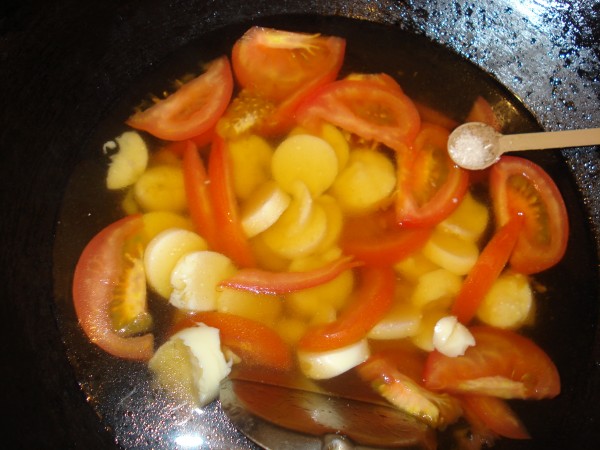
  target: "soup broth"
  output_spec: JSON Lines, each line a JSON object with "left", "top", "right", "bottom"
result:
{"left": 53, "top": 15, "right": 598, "bottom": 450}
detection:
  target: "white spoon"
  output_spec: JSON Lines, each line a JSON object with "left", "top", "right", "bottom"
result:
{"left": 447, "top": 122, "right": 600, "bottom": 170}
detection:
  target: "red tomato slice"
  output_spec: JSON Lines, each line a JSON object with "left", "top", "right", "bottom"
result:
{"left": 72, "top": 215, "right": 153, "bottom": 361}
{"left": 219, "top": 256, "right": 362, "bottom": 295}
{"left": 297, "top": 266, "right": 395, "bottom": 352}
{"left": 357, "top": 348, "right": 462, "bottom": 428}
{"left": 344, "top": 72, "right": 405, "bottom": 94}
{"left": 232, "top": 27, "right": 345, "bottom": 103}
{"left": 466, "top": 96, "right": 501, "bottom": 131}
{"left": 423, "top": 326, "right": 560, "bottom": 400}
{"left": 189, "top": 127, "right": 216, "bottom": 148}
{"left": 172, "top": 311, "right": 293, "bottom": 371}
{"left": 258, "top": 86, "right": 316, "bottom": 136}
{"left": 395, "top": 123, "right": 469, "bottom": 227}
{"left": 461, "top": 395, "right": 530, "bottom": 440}
{"left": 490, "top": 156, "right": 569, "bottom": 274}
{"left": 340, "top": 209, "right": 432, "bottom": 266}
{"left": 126, "top": 56, "right": 233, "bottom": 140}
{"left": 182, "top": 140, "right": 218, "bottom": 247}
{"left": 414, "top": 101, "right": 460, "bottom": 131}
{"left": 208, "top": 135, "right": 256, "bottom": 267}
{"left": 296, "top": 78, "right": 421, "bottom": 152}
{"left": 451, "top": 215, "right": 524, "bottom": 324}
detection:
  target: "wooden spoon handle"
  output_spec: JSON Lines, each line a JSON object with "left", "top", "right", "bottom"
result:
{"left": 499, "top": 127, "right": 600, "bottom": 152}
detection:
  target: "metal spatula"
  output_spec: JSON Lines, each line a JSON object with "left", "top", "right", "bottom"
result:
{"left": 220, "top": 374, "right": 436, "bottom": 450}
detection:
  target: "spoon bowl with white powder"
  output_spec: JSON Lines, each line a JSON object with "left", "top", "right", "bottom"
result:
{"left": 448, "top": 122, "right": 600, "bottom": 171}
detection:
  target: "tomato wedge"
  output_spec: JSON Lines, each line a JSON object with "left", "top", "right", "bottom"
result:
{"left": 451, "top": 215, "right": 524, "bottom": 324}
{"left": 182, "top": 140, "right": 218, "bottom": 247}
{"left": 358, "top": 348, "right": 462, "bottom": 428}
{"left": 395, "top": 123, "right": 469, "bottom": 227}
{"left": 72, "top": 215, "right": 153, "bottom": 361}
{"left": 172, "top": 311, "right": 292, "bottom": 370}
{"left": 344, "top": 72, "right": 405, "bottom": 94}
{"left": 423, "top": 326, "right": 560, "bottom": 400}
{"left": 232, "top": 27, "right": 345, "bottom": 103}
{"left": 208, "top": 135, "right": 256, "bottom": 267}
{"left": 490, "top": 156, "right": 569, "bottom": 274}
{"left": 219, "top": 256, "right": 362, "bottom": 295}
{"left": 461, "top": 395, "right": 530, "bottom": 440}
{"left": 297, "top": 266, "right": 395, "bottom": 352}
{"left": 126, "top": 56, "right": 233, "bottom": 140}
{"left": 466, "top": 96, "right": 501, "bottom": 131}
{"left": 340, "top": 209, "right": 432, "bottom": 266}
{"left": 414, "top": 101, "right": 460, "bottom": 131}
{"left": 296, "top": 78, "right": 421, "bottom": 152}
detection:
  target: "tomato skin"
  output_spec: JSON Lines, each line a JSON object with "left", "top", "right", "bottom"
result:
{"left": 461, "top": 395, "right": 530, "bottom": 440}
{"left": 126, "top": 56, "right": 233, "bottom": 141}
{"left": 182, "top": 140, "right": 219, "bottom": 247}
{"left": 297, "top": 266, "right": 395, "bottom": 352}
{"left": 423, "top": 326, "right": 560, "bottom": 400}
{"left": 72, "top": 215, "right": 153, "bottom": 361}
{"left": 296, "top": 78, "right": 421, "bottom": 152}
{"left": 208, "top": 136, "right": 256, "bottom": 267}
{"left": 219, "top": 256, "right": 362, "bottom": 295}
{"left": 232, "top": 27, "right": 345, "bottom": 103}
{"left": 395, "top": 123, "right": 469, "bottom": 227}
{"left": 340, "top": 210, "right": 432, "bottom": 266}
{"left": 172, "top": 311, "right": 293, "bottom": 371}
{"left": 490, "top": 156, "right": 569, "bottom": 274}
{"left": 451, "top": 215, "right": 524, "bottom": 324}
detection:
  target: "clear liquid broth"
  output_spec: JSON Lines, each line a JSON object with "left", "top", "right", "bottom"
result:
{"left": 52, "top": 15, "right": 599, "bottom": 450}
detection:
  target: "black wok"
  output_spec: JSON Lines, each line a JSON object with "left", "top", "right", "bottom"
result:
{"left": 1, "top": 1, "right": 598, "bottom": 449}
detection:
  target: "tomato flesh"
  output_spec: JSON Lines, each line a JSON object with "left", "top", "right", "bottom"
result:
{"left": 340, "top": 210, "right": 432, "bottom": 266}
{"left": 72, "top": 215, "right": 153, "bottom": 361}
{"left": 461, "top": 395, "right": 530, "bottom": 440}
{"left": 232, "top": 27, "right": 345, "bottom": 103}
{"left": 182, "top": 140, "right": 219, "bottom": 247}
{"left": 208, "top": 136, "right": 256, "bottom": 267}
{"left": 423, "top": 326, "right": 560, "bottom": 400}
{"left": 296, "top": 78, "right": 421, "bottom": 152}
{"left": 466, "top": 96, "right": 501, "bottom": 131}
{"left": 490, "top": 156, "right": 569, "bottom": 274}
{"left": 358, "top": 349, "right": 463, "bottom": 428}
{"left": 395, "top": 123, "right": 469, "bottom": 227}
{"left": 344, "top": 72, "right": 405, "bottom": 94}
{"left": 172, "top": 311, "right": 293, "bottom": 371}
{"left": 126, "top": 56, "right": 233, "bottom": 141}
{"left": 451, "top": 215, "right": 524, "bottom": 324}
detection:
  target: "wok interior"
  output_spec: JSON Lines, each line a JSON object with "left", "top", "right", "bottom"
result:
{"left": 3, "top": 1, "right": 598, "bottom": 449}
